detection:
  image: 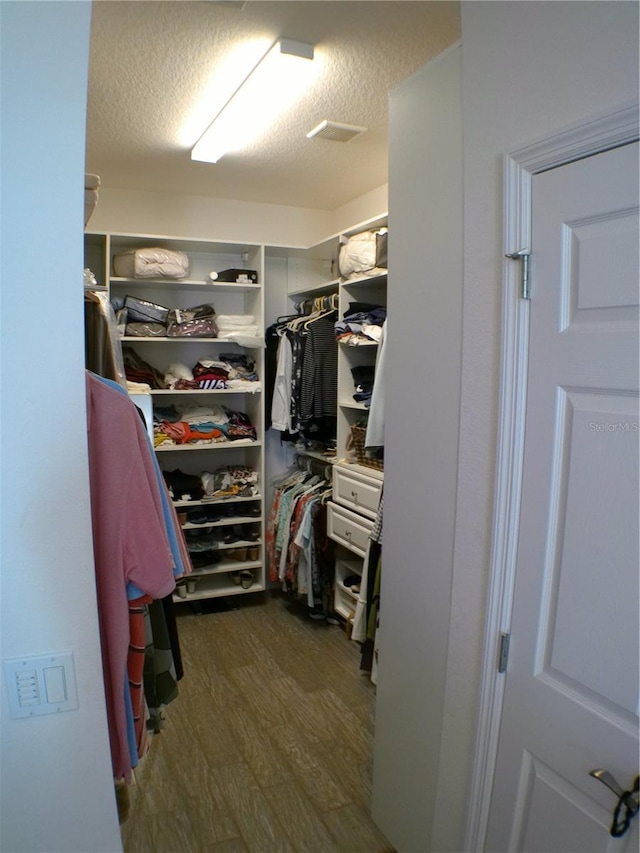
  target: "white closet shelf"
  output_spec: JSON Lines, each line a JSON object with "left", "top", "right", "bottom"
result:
{"left": 155, "top": 439, "right": 260, "bottom": 451}
{"left": 294, "top": 448, "right": 337, "bottom": 464}
{"left": 184, "top": 558, "right": 262, "bottom": 577}
{"left": 149, "top": 388, "right": 261, "bottom": 395}
{"left": 173, "top": 577, "right": 265, "bottom": 603}
{"left": 173, "top": 495, "right": 261, "bottom": 508}
{"left": 288, "top": 278, "right": 340, "bottom": 298}
{"left": 182, "top": 518, "right": 260, "bottom": 530}
{"left": 335, "top": 579, "right": 360, "bottom": 602}
{"left": 185, "top": 539, "right": 261, "bottom": 551}
{"left": 340, "top": 400, "right": 369, "bottom": 410}
{"left": 341, "top": 270, "right": 388, "bottom": 287}
{"left": 121, "top": 336, "right": 222, "bottom": 342}
{"left": 110, "top": 277, "right": 260, "bottom": 292}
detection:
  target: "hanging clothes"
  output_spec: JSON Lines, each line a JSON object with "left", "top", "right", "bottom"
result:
{"left": 365, "top": 319, "right": 387, "bottom": 449}
{"left": 266, "top": 297, "right": 338, "bottom": 452}
{"left": 86, "top": 371, "right": 177, "bottom": 782}
{"left": 266, "top": 458, "right": 335, "bottom": 617}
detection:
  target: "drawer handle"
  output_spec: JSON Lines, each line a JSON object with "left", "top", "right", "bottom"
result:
{"left": 345, "top": 530, "right": 352, "bottom": 538}
{"left": 351, "top": 490, "right": 359, "bottom": 501}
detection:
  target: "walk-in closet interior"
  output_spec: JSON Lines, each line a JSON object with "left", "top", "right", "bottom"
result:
{"left": 79, "top": 3, "right": 459, "bottom": 851}
{"left": 4, "top": 3, "right": 637, "bottom": 853}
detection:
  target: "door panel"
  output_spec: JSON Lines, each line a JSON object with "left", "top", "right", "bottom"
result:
{"left": 486, "top": 143, "right": 639, "bottom": 852}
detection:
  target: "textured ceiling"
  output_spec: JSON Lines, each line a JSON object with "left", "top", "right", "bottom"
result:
{"left": 86, "top": 1, "right": 460, "bottom": 210}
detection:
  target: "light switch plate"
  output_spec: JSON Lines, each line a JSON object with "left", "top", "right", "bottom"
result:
{"left": 3, "top": 651, "right": 78, "bottom": 718}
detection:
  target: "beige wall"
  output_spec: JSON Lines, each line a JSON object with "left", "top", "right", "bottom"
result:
{"left": 88, "top": 183, "right": 388, "bottom": 248}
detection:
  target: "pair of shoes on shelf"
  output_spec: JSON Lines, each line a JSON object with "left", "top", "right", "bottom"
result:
{"left": 222, "top": 527, "right": 243, "bottom": 544}
{"left": 227, "top": 546, "right": 248, "bottom": 561}
{"left": 343, "top": 573, "right": 361, "bottom": 593}
{"left": 242, "top": 504, "right": 261, "bottom": 517}
{"left": 227, "top": 545, "right": 260, "bottom": 562}
{"left": 190, "top": 550, "right": 222, "bottom": 569}
{"left": 229, "top": 569, "right": 254, "bottom": 589}
{"left": 187, "top": 509, "right": 208, "bottom": 525}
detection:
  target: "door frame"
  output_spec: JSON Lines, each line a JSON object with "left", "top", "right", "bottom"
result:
{"left": 463, "top": 102, "right": 639, "bottom": 853}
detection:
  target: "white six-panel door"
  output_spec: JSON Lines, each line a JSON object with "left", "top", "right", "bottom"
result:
{"left": 486, "top": 142, "right": 639, "bottom": 852}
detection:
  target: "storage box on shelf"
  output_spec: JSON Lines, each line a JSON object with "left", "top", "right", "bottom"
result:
{"left": 85, "top": 231, "right": 266, "bottom": 603}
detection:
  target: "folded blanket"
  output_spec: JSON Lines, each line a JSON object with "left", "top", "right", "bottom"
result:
{"left": 114, "top": 248, "right": 190, "bottom": 279}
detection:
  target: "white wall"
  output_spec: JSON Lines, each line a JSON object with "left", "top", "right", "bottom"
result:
{"left": 0, "top": 3, "right": 122, "bottom": 851}
{"left": 371, "top": 43, "right": 463, "bottom": 852}
{"left": 376, "top": 2, "right": 638, "bottom": 851}
{"left": 89, "top": 186, "right": 334, "bottom": 248}
{"left": 372, "top": 3, "right": 638, "bottom": 852}
{"left": 89, "top": 182, "right": 388, "bottom": 250}
{"left": 437, "top": 2, "right": 638, "bottom": 851}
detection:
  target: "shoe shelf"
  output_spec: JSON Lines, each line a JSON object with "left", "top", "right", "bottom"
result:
{"left": 172, "top": 495, "right": 262, "bottom": 509}
{"left": 174, "top": 566, "right": 264, "bottom": 602}
{"left": 188, "top": 538, "right": 261, "bottom": 551}
{"left": 333, "top": 555, "right": 362, "bottom": 622}
{"left": 181, "top": 518, "right": 261, "bottom": 530}
{"left": 188, "top": 557, "right": 262, "bottom": 575}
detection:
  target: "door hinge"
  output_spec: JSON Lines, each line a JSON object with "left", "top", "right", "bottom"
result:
{"left": 498, "top": 632, "right": 511, "bottom": 673}
{"left": 505, "top": 249, "right": 531, "bottom": 299}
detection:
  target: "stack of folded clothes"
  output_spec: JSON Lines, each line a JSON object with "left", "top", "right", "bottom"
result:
{"left": 153, "top": 404, "right": 257, "bottom": 447}
{"left": 122, "top": 346, "right": 167, "bottom": 389}
{"left": 335, "top": 302, "right": 387, "bottom": 345}
{"left": 157, "top": 353, "right": 261, "bottom": 391}
{"left": 351, "top": 365, "right": 376, "bottom": 407}
{"left": 215, "top": 315, "right": 264, "bottom": 347}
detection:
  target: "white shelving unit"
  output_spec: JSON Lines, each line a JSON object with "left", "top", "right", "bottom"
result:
{"left": 265, "top": 216, "right": 387, "bottom": 626}
{"left": 329, "top": 215, "right": 387, "bottom": 623}
{"left": 85, "top": 231, "right": 266, "bottom": 604}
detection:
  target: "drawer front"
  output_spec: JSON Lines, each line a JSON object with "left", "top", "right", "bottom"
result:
{"left": 328, "top": 502, "right": 374, "bottom": 557}
{"left": 333, "top": 465, "right": 383, "bottom": 519}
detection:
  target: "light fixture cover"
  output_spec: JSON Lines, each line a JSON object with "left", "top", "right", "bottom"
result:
{"left": 191, "top": 39, "right": 315, "bottom": 164}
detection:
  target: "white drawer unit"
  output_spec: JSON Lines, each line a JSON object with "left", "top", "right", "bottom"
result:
{"left": 332, "top": 463, "right": 383, "bottom": 519}
{"left": 328, "top": 501, "right": 374, "bottom": 557}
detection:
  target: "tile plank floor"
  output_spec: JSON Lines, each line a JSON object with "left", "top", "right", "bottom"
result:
{"left": 121, "top": 591, "right": 394, "bottom": 853}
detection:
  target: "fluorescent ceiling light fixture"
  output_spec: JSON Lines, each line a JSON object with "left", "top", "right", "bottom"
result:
{"left": 191, "top": 38, "right": 315, "bottom": 164}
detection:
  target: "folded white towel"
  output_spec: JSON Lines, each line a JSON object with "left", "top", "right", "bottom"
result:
{"left": 215, "top": 314, "right": 256, "bottom": 328}
{"left": 217, "top": 326, "right": 259, "bottom": 337}
{"left": 216, "top": 330, "right": 265, "bottom": 349}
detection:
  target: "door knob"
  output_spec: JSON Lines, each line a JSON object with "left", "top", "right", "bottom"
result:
{"left": 589, "top": 769, "right": 639, "bottom": 838}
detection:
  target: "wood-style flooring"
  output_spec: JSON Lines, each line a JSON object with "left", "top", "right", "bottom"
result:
{"left": 120, "top": 591, "right": 394, "bottom": 853}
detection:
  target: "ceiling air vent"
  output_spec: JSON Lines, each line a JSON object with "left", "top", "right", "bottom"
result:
{"left": 306, "top": 120, "right": 367, "bottom": 143}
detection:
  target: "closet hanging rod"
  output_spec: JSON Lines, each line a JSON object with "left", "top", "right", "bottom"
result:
{"left": 293, "top": 452, "right": 333, "bottom": 481}
{"left": 295, "top": 292, "right": 338, "bottom": 316}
